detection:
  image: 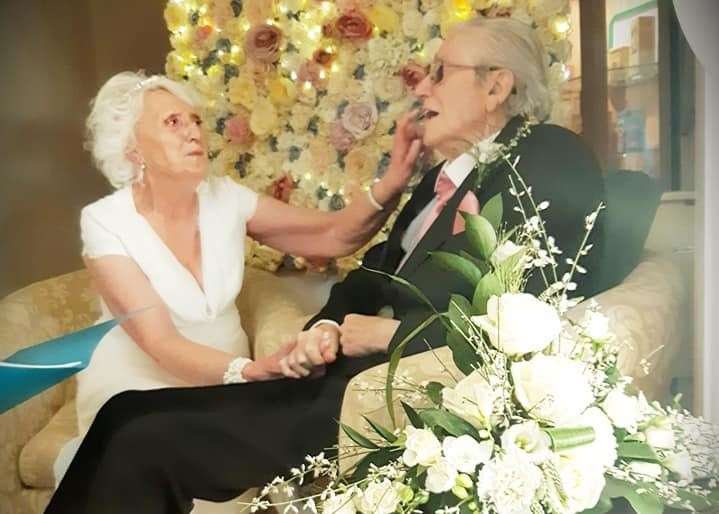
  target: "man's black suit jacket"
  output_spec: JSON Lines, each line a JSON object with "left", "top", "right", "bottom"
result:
{"left": 306, "top": 116, "right": 607, "bottom": 370}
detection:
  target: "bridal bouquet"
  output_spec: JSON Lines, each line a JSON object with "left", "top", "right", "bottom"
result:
{"left": 248, "top": 158, "right": 719, "bottom": 514}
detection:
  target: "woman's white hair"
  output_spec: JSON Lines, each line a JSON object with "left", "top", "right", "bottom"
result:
{"left": 85, "top": 71, "right": 203, "bottom": 189}
{"left": 453, "top": 17, "right": 552, "bottom": 121}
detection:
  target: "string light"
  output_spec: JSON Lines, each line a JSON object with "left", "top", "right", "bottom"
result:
{"left": 303, "top": 81, "right": 312, "bottom": 91}
{"left": 318, "top": 70, "right": 327, "bottom": 80}
{"left": 550, "top": 14, "right": 570, "bottom": 36}
{"left": 320, "top": 2, "right": 332, "bottom": 15}
{"left": 290, "top": 71, "right": 298, "bottom": 80}
{"left": 330, "top": 63, "right": 340, "bottom": 73}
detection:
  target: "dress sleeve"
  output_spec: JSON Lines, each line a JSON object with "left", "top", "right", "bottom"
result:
{"left": 223, "top": 177, "right": 259, "bottom": 222}
{"left": 80, "top": 206, "right": 129, "bottom": 259}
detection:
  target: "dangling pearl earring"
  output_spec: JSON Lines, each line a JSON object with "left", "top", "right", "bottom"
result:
{"left": 137, "top": 162, "right": 147, "bottom": 184}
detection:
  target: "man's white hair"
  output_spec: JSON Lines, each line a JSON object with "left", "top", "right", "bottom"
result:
{"left": 85, "top": 71, "right": 203, "bottom": 189}
{"left": 453, "top": 17, "right": 552, "bottom": 121}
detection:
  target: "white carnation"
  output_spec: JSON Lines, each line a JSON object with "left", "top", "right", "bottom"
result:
{"left": 501, "top": 421, "right": 552, "bottom": 463}
{"left": 472, "top": 293, "right": 560, "bottom": 356}
{"left": 581, "top": 309, "right": 611, "bottom": 342}
{"left": 402, "top": 426, "right": 442, "bottom": 467}
{"left": 560, "top": 407, "right": 618, "bottom": 471}
{"left": 402, "top": 10, "right": 425, "bottom": 39}
{"left": 355, "top": 480, "right": 401, "bottom": 514}
{"left": 602, "top": 389, "right": 642, "bottom": 432}
{"left": 512, "top": 354, "right": 593, "bottom": 426}
{"left": 477, "top": 449, "right": 543, "bottom": 514}
{"left": 443, "top": 435, "right": 493, "bottom": 473}
{"left": 441, "top": 371, "right": 499, "bottom": 429}
{"left": 425, "top": 458, "right": 458, "bottom": 493}
{"left": 645, "top": 426, "right": 676, "bottom": 450}
{"left": 552, "top": 456, "right": 606, "bottom": 514}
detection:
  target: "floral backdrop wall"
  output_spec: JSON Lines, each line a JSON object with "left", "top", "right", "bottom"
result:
{"left": 164, "top": 0, "right": 573, "bottom": 274}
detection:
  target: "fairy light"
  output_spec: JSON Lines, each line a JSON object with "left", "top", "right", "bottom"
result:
{"left": 279, "top": 3, "right": 289, "bottom": 14}
{"left": 303, "top": 81, "right": 312, "bottom": 91}
{"left": 241, "top": 20, "right": 251, "bottom": 31}
{"left": 551, "top": 14, "right": 570, "bottom": 36}
{"left": 290, "top": 71, "right": 298, "bottom": 80}
{"left": 176, "top": 26, "right": 188, "bottom": 35}
{"left": 198, "top": 4, "right": 208, "bottom": 14}
{"left": 307, "top": 26, "right": 322, "bottom": 41}
{"left": 318, "top": 70, "right": 327, "bottom": 80}
{"left": 231, "top": 45, "right": 240, "bottom": 54}
{"left": 330, "top": 63, "right": 340, "bottom": 73}
{"left": 320, "top": 1, "right": 332, "bottom": 15}
{"left": 304, "top": 173, "right": 312, "bottom": 180}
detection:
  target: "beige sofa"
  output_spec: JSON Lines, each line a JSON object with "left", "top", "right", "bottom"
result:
{"left": 0, "top": 252, "right": 687, "bottom": 514}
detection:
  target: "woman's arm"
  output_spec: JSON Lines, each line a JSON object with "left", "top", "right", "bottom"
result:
{"left": 247, "top": 112, "right": 423, "bottom": 259}
{"left": 84, "top": 255, "right": 292, "bottom": 384}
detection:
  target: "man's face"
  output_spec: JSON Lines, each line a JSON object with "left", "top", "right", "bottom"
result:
{"left": 415, "top": 31, "right": 497, "bottom": 157}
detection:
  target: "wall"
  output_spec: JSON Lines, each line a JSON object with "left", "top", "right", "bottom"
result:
{"left": 0, "top": 0, "right": 169, "bottom": 297}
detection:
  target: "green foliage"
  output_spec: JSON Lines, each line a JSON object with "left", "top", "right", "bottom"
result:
{"left": 480, "top": 193, "right": 504, "bottom": 231}
{"left": 418, "top": 408, "right": 480, "bottom": 438}
{"left": 463, "top": 213, "right": 498, "bottom": 260}
{"left": 429, "top": 251, "right": 483, "bottom": 286}
{"left": 341, "top": 423, "right": 379, "bottom": 449}
{"left": 363, "top": 416, "right": 398, "bottom": 443}
{"left": 425, "top": 381, "right": 445, "bottom": 406}
{"left": 617, "top": 441, "right": 660, "bottom": 462}
{"left": 602, "top": 477, "right": 665, "bottom": 514}
{"left": 401, "top": 401, "right": 424, "bottom": 428}
{"left": 472, "top": 272, "right": 503, "bottom": 314}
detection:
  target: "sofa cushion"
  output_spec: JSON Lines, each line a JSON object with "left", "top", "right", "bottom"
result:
{"left": 19, "top": 400, "right": 78, "bottom": 488}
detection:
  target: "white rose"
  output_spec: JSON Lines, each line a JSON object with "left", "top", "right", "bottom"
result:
{"left": 645, "top": 426, "right": 676, "bottom": 450}
{"left": 628, "top": 461, "right": 663, "bottom": 480}
{"left": 402, "top": 10, "right": 425, "bottom": 39}
{"left": 560, "top": 407, "right": 618, "bottom": 471}
{"left": 443, "top": 435, "right": 493, "bottom": 473}
{"left": 582, "top": 310, "right": 611, "bottom": 342}
{"left": 555, "top": 457, "right": 606, "bottom": 514}
{"left": 323, "top": 491, "right": 357, "bottom": 514}
{"left": 402, "top": 426, "right": 443, "bottom": 467}
{"left": 472, "top": 293, "right": 560, "bottom": 356}
{"left": 372, "top": 76, "right": 405, "bottom": 102}
{"left": 664, "top": 450, "right": 694, "bottom": 483}
{"left": 490, "top": 240, "right": 524, "bottom": 267}
{"left": 501, "top": 421, "right": 552, "bottom": 463}
{"left": 356, "top": 480, "right": 401, "bottom": 514}
{"left": 442, "top": 371, "right": 499, "bottom": 429}
{"left": 511, "top": 355, "right": 593, "bottom": 426}
{"left": 602, "top": 389, "right": 642, "bottom": 432}
{"left": 249, "top": 98, "right": 279, "bottom": 137}
{"left": 425, "top": 458, "right": 458, "bottom": 493}
{"left": 421, "top": 38, "right": 443, "bottom": 64}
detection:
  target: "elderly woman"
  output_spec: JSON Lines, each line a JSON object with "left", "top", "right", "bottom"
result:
{"left": 47, "top": 18, "right": 607, "bottom": 514}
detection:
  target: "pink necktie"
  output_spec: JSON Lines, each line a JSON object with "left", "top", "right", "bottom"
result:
{"left": 399, "top": 170, "right": 480, "bottom": 269}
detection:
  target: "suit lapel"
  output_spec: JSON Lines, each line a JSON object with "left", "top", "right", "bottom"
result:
{"left": 380, "top": 163, "right": 443, "bottom": 272}
{"left": 395, "top": 116, "right": 526, "bottom": 277}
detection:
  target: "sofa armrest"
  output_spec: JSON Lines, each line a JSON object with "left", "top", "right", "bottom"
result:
{"left": 238, "top": 268, "right": 319, "bottom": 359}
{"left": 0, "top": 270, "right": 98, "bottom": 501}
{"left": 568, "top": 251, "right": 687, "bottom": 401}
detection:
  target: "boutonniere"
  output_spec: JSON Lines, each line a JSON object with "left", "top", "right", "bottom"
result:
{"left": 472, "top": 118, "right": 535, "bottom": 191}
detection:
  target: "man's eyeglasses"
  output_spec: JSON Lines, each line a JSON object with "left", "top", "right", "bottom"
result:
{"left": 427, "top": 60, "right": 500, "bottom": 85}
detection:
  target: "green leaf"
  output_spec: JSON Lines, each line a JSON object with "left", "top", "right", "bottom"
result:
{"left": 463, "top": 213, "right": 498, "bottom": 260}
{"left": 363, "top": 416, "right": 398, "bottom": 443}
{"left": 446, "top": 328, "right": 480, "bottom": 375}
{"left": 362, "top": 267, "right": 439, "bottom": 316}
{"left": 385, "top": 313, "right": 442, "bottom": 425}
{"left": 429, "top": 251, "right": 483, "bottom": 286}
{"left": 425, "top": 382, "right": 445, "bottom": 405}
{"left": 667, "top": 488, "right": 717, "bottom": 512}
{"left": 480, "top": 193, "right": 503, "bottom": 231}
{"left": 545, "top": 426, "right": 595, "bottom": 451}
{"left": 472, "top": 272, "right": 503, "bottom": 314}
{"left": 347, "top": 448, "right": 402, "bottom": 482}
{"left": 401, "top": 401, "right": 424, "bottom": 428}
{"left": 603, "top": 476, "right": 664, "bottom": 514}
{"left": 459, "top": 250, "right": 490, "bottom": 274}
{"left": 581, "top": 494, "right": 613, "bottom": 514}
{"left": 618, "top": 441, "right": 660, "bottom": 462}
{"left": 419, "top": 408, "right": 480, "bottom": 438}
{"left": 341, "top": 423, "right": 379, "bottom": 449}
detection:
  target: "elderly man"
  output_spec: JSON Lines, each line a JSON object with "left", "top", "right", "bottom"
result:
{"left": 46, "top": 17, "right": 606, "bottom": 514}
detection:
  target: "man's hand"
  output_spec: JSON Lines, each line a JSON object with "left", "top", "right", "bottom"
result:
{"left": 339, "top": 315, "right": 400, "bottom": 357}
{"left": 279, "top": 325, "right": 339, "bottom": 378}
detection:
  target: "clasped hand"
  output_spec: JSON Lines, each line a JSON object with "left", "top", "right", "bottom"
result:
{"left": 278, "top": 315, "right": 400, "bottom": 379}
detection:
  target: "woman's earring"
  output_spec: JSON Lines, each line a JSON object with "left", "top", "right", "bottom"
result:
{"left": 138, "top": 162, "right": 147, "bottom": 184}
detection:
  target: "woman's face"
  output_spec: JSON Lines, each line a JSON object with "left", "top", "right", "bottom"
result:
{"left": 132, "top": 89, "right": 207, "bottom": 181}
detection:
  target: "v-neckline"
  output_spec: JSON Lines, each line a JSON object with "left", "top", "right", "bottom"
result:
{"left": 127, "top": 186, "right": 208, "bottom": 299}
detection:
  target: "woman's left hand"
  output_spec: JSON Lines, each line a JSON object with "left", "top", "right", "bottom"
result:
{"left": 382, "top": 110, "right": 423, "bottom": 194}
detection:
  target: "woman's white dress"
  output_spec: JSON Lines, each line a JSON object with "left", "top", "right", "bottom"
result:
{"left": 75, "top": 175, "right": 258, "bottom": 432}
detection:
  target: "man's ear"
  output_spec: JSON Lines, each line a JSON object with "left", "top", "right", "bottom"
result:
{"left": 486, "top": 69, "right": 516, "bottom": 113}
